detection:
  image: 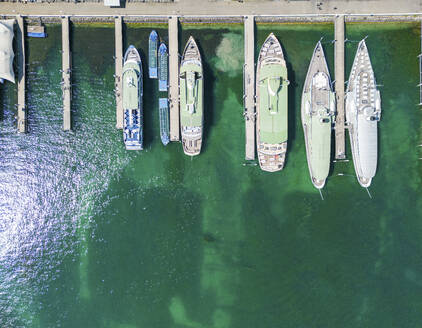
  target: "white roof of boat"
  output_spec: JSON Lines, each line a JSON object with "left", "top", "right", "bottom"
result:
{"left": 104, "top": 0, "right": 120, "bottom": 6}
{"left": 313, "top": 72, "right": 328, "bottom": 89}
{"left": 357, "top": 114, "right": 378, "bottom": 179}
{"left": 0, "top": 19, "right": 15, "bottom": 84}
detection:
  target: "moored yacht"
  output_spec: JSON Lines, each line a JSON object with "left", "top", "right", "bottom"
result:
{"left": 256, "top": 33, "right": 289, "bottom": 172}
{"left": 179, "top": 36, "right": 203, "bottom": 156}
{"left": 345, "top": 39, "right": 381, "bottom": 188}
{"left": 301, "top": 41, "right": 335, "bottom": 189}
{"left": 122, "top": 45, "right": 143, "bottom": 150}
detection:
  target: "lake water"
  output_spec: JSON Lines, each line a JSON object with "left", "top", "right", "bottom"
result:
{"left": 0, "top": 21, "right": 421, "bottom": 328}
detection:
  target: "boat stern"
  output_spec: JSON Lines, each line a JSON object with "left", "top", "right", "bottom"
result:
{"left": 257, "top": 141, "right": 287, "bottom": 172}
{"left": 181, "top": 128, "right": 202, "bottom": 156}
{"left": 149, "top": 67, "right": 158, "bottom": 79}
{"left": 123, "top": 127, "right": 143, "bottom": 151}
{"left": 125, "top": 143, "right": 143, "bottom": 151}
{"left": 159, "top": 79, "right": 167, "bottom": 92}
{"left": 182, "top": 137, "right": 202, "bottom": 156}
{"left": 161, "top": 134, "right": 170, "bottom": 146}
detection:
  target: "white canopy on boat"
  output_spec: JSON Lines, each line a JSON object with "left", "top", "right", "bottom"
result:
{"left": 104, "top": 0, "right": 120, "bottom": 6}
{"left": 0, "top": 19, "right": 15, "bottom": 84}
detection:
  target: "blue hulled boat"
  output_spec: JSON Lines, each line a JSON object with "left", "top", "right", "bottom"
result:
{"left": 158, "top": 43, "right": 168, "bottom": 91}
{"left": 148, "top": 30, "right": 158, "bottom": 79}
{"left": 159, "top": 98, "right": 170, "bottom": 146}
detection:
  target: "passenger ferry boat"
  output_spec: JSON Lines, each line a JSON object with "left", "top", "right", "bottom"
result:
{"left": 148, "top": 30, "right": 158, "bottom": 79}
{"left": 345, "top": 39, "right": 381, "bottom": 187}
{"left": 256, "top": 33, "right": 289, "bottom": 172}
{"left": 159, "top": 98, "right": 170, "bottom": 146}
{"left": 179, "top": 36, "right": 203, "bottom": 156}
{"left": 158, "top": 43, "right": 168, "bottom": 92}
{"left": 301, "top": 41, "right": 336, "bottom": 189}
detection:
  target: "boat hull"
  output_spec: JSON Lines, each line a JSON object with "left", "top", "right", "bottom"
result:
{"left": 159, "top": 98, "right": 170, "bottom": 146}
{"left": 122, "top": 45, "right": 143, "bottom": 150}
{"left": 345, "top": 40, "right": 381, "bottom": 187}
{"left": 301, "top": 41, "right": 335, "bottom": 189}
{"left": 256, "top": 33, "right": 288, "bottom": 172}
{"left": 149, "top": 30, "right": 158, "bottom": 79}
{"left": 158, "top": 43, "right": 168, "bottom": 92}
{"left": 179, "top": 37, "right": 203, "bottom": 156}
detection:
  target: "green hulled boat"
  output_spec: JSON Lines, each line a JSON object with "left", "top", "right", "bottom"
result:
{"left": 256, "top": 33, "right": 289, "bottom": 172}
{"left": 179, "top": 36, "right": 203, "bottom": 156}
{"left": 301, "top": 41, "right": 335, "bottom": 189}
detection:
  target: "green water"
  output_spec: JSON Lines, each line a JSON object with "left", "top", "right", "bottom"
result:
{"left": 0, "top": 21, "right": 421, "bottom": 328}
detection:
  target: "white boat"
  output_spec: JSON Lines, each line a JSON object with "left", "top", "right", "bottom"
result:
{"left": 345, "top": 39, "right": 381, "bottom": 187}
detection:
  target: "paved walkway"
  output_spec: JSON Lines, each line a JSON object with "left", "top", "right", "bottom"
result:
{"left": 115, "top": 16, "right": 123, "bottom": 129}
{"left": 168, "top": 15, "right": 179, "bottom": 141}
{"left": 244, "top": 15, "right": 255, "bottom": 161}
{"left": 62, "top": 16, "right": 71, "bottom": 131}
{"left": 17, "top": 15, "right": 26, "bottom": 133}
{"left": 1, "top": 0, "right": 420, "bottom": 16}
{"left": 334, "top": 14, "right": 345, "bottom": 159}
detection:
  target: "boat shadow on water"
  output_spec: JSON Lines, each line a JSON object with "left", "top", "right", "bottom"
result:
{"left": 195, "top": 39, "right": 215, "bottom": 155}
{"left": 285, "top": 54, "right": 297, "bottom": 170}
{"left": 0, "top": 85, "right": 4, "bottom": 121}
{"left": 137, "top": 47, "right": 157, "bottom": 149}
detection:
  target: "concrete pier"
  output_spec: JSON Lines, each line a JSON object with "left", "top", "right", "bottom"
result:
{"left": 16, "top": 15, "right": 26, "bottom": 133}
{"left": 168, "top": 15, "right": 180, "bottom": 142}
{"left": 115, "top": 16, "right": 123, "bottom": 129}
{"left": 334, "top": 15, "right": 346, "bottom": 159}
{"left": 244, "top": 15, "right": 255, "bottom": 160}
{"left": 2, "top": 1, "right": 421, "bottom": 16}
{"left": 419, "top": 20, "right": 422, "bottom": 106}
{"left": 62, "top": 16, "right": 71, "bottom": 131}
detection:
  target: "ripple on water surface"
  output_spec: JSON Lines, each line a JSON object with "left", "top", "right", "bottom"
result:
{"left": 0, "top": 22, "right": 422, "bottom": 328}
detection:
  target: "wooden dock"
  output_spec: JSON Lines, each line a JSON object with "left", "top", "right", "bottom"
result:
{"left": 115, "top": 16, "right": 123, "bottom": 129}
{"left": 17, "top": 15, "right": 26, "bottom": 133}
{"left": 168, "top": 15, "right": 180, "bottom": 142}
{"left": 334, "top": 15, "right": 346, "bottom": 159}
{"left": 244, "top": 15, "right": 255, "bottom": 160}
{"left": 62, "top": 16, "right": 72, "bottom": 131}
